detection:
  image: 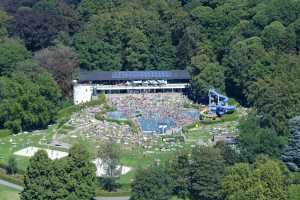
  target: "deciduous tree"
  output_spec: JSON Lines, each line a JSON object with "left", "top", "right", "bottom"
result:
{"left": 0, "top": 39, "right": 30, "bottom": 75}
{"left": 64, "top": 144, "right": 97, "bottom": 200}
{"left": 189, "top": 54, "right": 225, "bottom": 103}
{"left": 21, "top": 150, "right": 52, "bottom": 200}
{"left": 166, "top": 151, "right": 190, "bottom": 199}
{"left": 237, "top": 113, "right": 286, "bottom": 163}
{"left": 189, "top": 146, "right": 225, "bottom": 200}
{"left": 131, "top": 165, "right": 173, "bottom": 200}
{"left": 222, "top": 157, "right": 289, "bottom": 200}
{"left": 35, "top": 45, "right": 79, "bottom": 98}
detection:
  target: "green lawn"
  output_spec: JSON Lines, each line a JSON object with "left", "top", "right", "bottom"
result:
{"left": 289, "top": 184, "right": 300, "bottom": 200}
{"left": 119, "top": 147, "right": 175, "bottom": 188}
{"left": 0, "top": 126, "right": 57, "bottom": 172}
{"left": 0, "top": 185, "right": 20, "bottom": 200}
{"left": 186, "top": 129, "right": 212, "bottom": 143}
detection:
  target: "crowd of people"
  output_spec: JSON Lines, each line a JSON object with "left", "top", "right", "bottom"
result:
{"left": 62, "top": 106, "right": 134, "bottom": 145}
{"left": 108, "top": 92, "right": 200, "bottom": 133}
{"left": 56, "top": 93, "right": 201, "bottom": 148}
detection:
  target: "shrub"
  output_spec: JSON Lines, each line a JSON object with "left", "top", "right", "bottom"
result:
{"left": 6, "top": 156, "right": 17, "bottom": 175}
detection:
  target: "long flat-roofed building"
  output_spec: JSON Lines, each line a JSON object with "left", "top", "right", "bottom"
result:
{"left": 73, "top": 70, "right": 191, "bottom": 104}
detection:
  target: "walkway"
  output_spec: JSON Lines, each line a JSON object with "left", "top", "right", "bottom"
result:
{"left": 0, "top": 179, "right": 23, "bottom": 191}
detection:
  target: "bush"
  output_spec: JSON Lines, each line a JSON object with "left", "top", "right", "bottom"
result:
{"left": 6, "top": 156, "right": 17, "bottom": 175}
{"left": 228, "top": 98, "right": 240, "bottom": 107}
{"left": 95, "top": 113, "right": 106, "bottom": 121}
{"left": 99, "top": 177, "right": 120, "bottom": 192}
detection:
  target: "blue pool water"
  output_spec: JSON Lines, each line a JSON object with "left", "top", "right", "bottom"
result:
{"left": 107, "top": 109, "right": 199, "bottom": 134}
{"left": 137, "top": 117, "right": 176, "bottom": 134}
{"left": 183, "top": 109, "right": 200, "bottom": 120}
{"left": 107, "top": 111, "right": 127, "bottom": 120}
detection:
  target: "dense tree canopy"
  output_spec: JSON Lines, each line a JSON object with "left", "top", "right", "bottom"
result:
{"left": 0, "top": 39, "right": 31, "bottom": 75}
{"left": 6, "top": 0, "right": 82, "bottom": 51}
{"left": 131, "top": 165, "right": 173, "bottom": 200}
{"left": 0, "top": 10, "right": 10, "bottom": 40}
{"left": 189, "top": 54, "right": 225, "bottom": 103}
{"left": 21, "top": 150, "right": 52, "bottom": 200}
{"left": 282, "top": 116, "right": 300, "bottom": 172}
{"left": 35, "top": 45, "right": 79, "bottom": 98}
{"left": 247, "top": 55, "right": 300, "bottom": 135}
{"left": 166, "top": 151, "right": 190, "bottom": 199}
{"left": 237, "top": 113, "right": 286, "bottom": 163}
{"left": 189, "top": 146, "right": 225, "bottom": 200}
{"left": 0, "top": 69, "right": 61, "bottom": 133}
{"left": 222, "top": 156, "right": 289, "bottom": 200}
{"left": 21, "top": 145, "right": 96, "bottom": 200}
{"left": 74, "top": 2, "right": 177, "bottom": 71}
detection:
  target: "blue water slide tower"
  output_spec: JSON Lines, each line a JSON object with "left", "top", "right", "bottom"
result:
{"left": 208, "top": 89, "right": 236, "bottom": 117}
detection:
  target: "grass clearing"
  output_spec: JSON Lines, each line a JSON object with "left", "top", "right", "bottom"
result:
{"left": 0, "top": 129, "right": 12, "bottom": 139}
{"left": 0, "top": 185, "right": 20, "bottom": 200}
{"left": 0, "top": 127, "right": 56, "bottom": 172}
{"left": 186, "top": 129, "right": 212, "bottom": 142}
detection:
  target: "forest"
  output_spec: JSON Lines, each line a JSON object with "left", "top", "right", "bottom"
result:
{"left": 0, "top": 0, "right": 299, "bottom": 199}
{"left": 0, "top": 0, "right": 299, "bottom": 135}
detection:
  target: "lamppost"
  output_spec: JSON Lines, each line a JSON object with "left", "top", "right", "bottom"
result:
{"left": 159, "top": 125, "right": 168, "bottom": 134}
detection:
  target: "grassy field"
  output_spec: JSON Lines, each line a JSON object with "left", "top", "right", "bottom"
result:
{"left": 185, "top": 129, "right": 212, "bottom": 143}
{"left": 0, "top": 126, "right": 58, "bottom": 172}
{"left": 0, "top": 185, "right": 20, "bottom": 200}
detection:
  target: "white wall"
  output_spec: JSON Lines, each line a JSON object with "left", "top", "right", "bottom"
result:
{"left": 73, "top": 84, "right": 93, "bottom": 105}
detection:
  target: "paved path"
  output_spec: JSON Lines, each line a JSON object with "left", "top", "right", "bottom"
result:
{"left": 0, "top": 179, "right": 23, "bottom": 191}
{"left": 94, "top": 197, "right": 130, "bottom": 200}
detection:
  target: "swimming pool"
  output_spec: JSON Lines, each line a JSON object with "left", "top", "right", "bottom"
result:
{"left": 106, "top": 111, "right": 127, "bottom": 120}
{"left": 137, "top": 117, "right": 176, "bottom": 134}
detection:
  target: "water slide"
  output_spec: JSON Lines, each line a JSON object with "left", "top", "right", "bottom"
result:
{"left": 208, "top": 89, "right": 236, "bottom": 117}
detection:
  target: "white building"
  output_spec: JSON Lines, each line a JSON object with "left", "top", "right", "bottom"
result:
{"left": 73, "top": 70, "right": 191, "bottom": 105}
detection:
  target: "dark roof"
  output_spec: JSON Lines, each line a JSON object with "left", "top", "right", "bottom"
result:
{"left": 78, "top": 70, "right": 190, "bottom": 82}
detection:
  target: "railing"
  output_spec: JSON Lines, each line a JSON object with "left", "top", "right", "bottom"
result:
{"left": 94, "top": 83, "right": 189, "bottom": 91}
